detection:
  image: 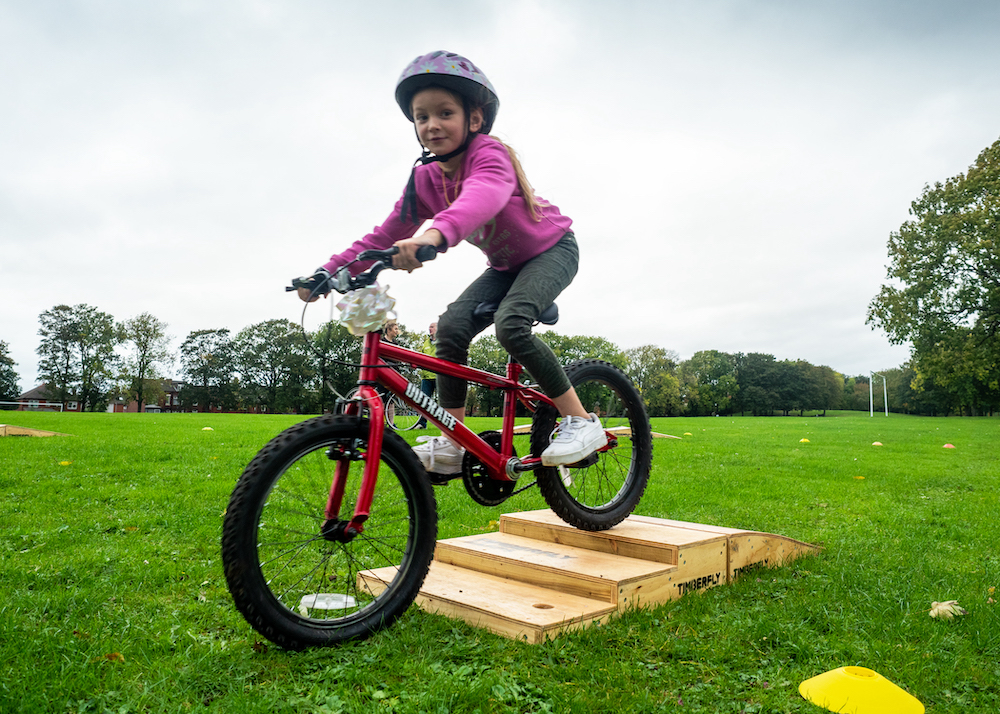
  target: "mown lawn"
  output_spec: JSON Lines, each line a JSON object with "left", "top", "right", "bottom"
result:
{"left": 1, "top": 410, "right": 997, "bottom": 712}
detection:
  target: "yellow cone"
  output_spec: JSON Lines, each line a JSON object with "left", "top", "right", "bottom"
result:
{"left": 799, "top": 666, "right": 923, "bottom": 714}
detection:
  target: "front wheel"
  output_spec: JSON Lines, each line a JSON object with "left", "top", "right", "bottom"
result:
{"left": 221, "top": 415, "right": 437, "bottom": 648}
{"left": 531, "top": 360, "right": 652, "bottom": 531}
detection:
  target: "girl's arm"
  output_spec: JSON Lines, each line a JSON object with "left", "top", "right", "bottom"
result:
{"left": 320, "top": 193, "right": 425, "bottom": 275}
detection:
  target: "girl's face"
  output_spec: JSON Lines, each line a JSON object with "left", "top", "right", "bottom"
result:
{"left": 412, "top": 87, "right": 483, "bottom": 157}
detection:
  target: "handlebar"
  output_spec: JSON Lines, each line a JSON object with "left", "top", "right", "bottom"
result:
{"left": 286, "top": 244, "right": 438, "bottom": 295}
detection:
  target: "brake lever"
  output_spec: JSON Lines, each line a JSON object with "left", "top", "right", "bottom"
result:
{"left": 286, "top": 268, "right": 333, "bottom": 294}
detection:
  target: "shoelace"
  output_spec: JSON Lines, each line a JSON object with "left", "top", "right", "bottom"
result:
{"left": 416, "top": 436, "right": 460, "bottom": 471}
{"left": 552, "top": 415, "right": 583, "bottom": 441}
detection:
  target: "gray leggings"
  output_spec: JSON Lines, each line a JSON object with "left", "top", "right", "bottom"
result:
{"left": 436, "top": 233, "right": 579, "bottom": 409}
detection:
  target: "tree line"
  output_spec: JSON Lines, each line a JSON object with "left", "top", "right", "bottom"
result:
{"left": 0, "top": 305, "right": 872, "bottom": 417}
{"left": 4, "top": 304, "right": 992, "bottom": 417}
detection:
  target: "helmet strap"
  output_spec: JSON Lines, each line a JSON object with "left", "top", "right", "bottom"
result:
{"left": 400, "top": 120, "right": 474, "bottom": 223}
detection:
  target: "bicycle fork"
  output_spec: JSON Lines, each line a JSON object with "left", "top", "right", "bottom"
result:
{"left": 322, "top": 335, "right": 387, "bottom": 541}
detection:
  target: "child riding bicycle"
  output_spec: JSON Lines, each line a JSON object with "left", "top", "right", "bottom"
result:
{"left": 299, "top": 50, "right": 606, "bottom": 476}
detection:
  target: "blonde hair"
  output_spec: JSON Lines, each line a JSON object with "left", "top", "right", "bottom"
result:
{"left": 413, "top": 85, "right": 548, "bottom": 222}
{"left": 485, "top": 136, "right": 548, "bottom": 222}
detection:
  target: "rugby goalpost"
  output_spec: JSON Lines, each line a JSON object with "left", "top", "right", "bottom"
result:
{"left": 869, "top": 372, "right": 888, "bottom": 417}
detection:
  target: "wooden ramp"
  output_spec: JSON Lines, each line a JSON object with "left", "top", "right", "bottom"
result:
{"left": 361, "top": 509, "right": 818, "bottom": 643}
{"left": 0, "top": 424, "right": 69, "bottom": 437}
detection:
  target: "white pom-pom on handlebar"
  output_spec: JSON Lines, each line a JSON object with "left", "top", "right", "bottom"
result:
{"left": 335, "top": 283, "right": 397, "bottom": 336}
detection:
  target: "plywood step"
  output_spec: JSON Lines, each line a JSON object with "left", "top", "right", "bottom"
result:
{"left": 500, "top": 509, "right": 727, "bottom": 565}
{"left": 433, "top": 532, "right": 676, "bottom": 606}
{"left": 362, "top": 561, "right": 618, "bottom": 644}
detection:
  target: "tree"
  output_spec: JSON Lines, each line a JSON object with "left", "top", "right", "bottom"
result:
{"left": 36, "top": 304, "right": 118, "bottom": 410}
{"left": 75, "top": 305, "right": 118, "bottom": 411}
{"left": 537, "top": 333, "right": 627, "bottom": 369}
{"left": 842, "top": 375, "right": 870, "bottom": 412}
{"left": 868, "top": 136, "right": 1000, "bottom": 413}
{"left": 679, "top": 350, "right": 738, "bottom": 416}
{"left": 179, "top": 329, "right": 238, "bottom": 412}
{"left": 0, "top": 341, "right": 20, "bottom": 400}
{"left": 625, "top": 345, "right": 681, "bottom": 416}
{"left": 467, "top": 335, "right": 508, "bottom": 416}
{"left": 772, "top": 360, "right": 809, "bottom": 416}
{"left": 643, "top": 369, "right": 682, "bottom": 417}
{"left": 733, "top": 353, "right": 779, "bottom": 416}
{"left": 909, "top": 331, "right": 999, "bottom": 415}
{"left": 236, "top": 319, "right": 314, "bottom": 413}
{"left": 119, "top": 313, "right": 172, "bottom": 412}
{"left": 310, "top": 321, "right": 363, "bottom": 413}
{"left": 36, "top": 305, "right": 79, "bottom": 407}
{"left": 815, "top": 365, "right": 843, "bottom": 415}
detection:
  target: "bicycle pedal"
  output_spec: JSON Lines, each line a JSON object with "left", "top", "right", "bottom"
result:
{"left": 566, "top": 452, "right": 600, "bottom": 469}
{"left": 426, "top": 471, "right": 459, "bottom": 486}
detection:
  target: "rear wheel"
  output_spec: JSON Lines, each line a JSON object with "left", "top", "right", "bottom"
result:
{"left": 386, "top": 393, "right": 421, "bottom": 431}
{"left": 221, "top": 415, "right": 437, "bottom": 648}
{"left": 345, "top": 387, "right": 421, "bottom": 431}
{"left": 531, "top": 360, "right": 652, "bottom": 531}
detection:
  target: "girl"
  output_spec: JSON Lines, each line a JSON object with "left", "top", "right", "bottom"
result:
{"left": 302, "top": 50, "right": 605, "bottom": 475}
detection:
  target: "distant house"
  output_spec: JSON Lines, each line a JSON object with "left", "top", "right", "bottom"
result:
{"left": 108, "top": 379, "right": 186, "bottom": 413}
{"left": 14, "top": 381, "right": 187, "bottom": 413}
{"left": 15, "top": 384, "right": 81, "bottom": 412}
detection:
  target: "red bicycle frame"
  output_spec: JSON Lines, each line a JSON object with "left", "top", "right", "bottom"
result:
{"left": 326, "top": 330, "right": 556, "bottom": 534}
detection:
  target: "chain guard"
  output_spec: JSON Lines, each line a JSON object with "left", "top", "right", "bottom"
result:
{"left": 462, "top": 430, "right": 516, "bottom": 506}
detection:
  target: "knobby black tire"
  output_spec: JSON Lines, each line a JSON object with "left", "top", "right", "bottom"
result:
{"left": 531, "top": 359, "right": 652, "bottom": 531}
{"left": 221, "top": 414, "right": 437, "bottom": 648}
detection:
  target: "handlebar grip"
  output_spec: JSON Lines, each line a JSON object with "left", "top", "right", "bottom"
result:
{"left": 415, "top": 244, "right": 438, "bottom": 263}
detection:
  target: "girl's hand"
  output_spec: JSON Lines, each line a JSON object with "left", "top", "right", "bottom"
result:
{"left": 297, "top": 286, "right": 322, "bottom": 303}
{"left": 393, "top": 230, "right": 444, "bottom": 272}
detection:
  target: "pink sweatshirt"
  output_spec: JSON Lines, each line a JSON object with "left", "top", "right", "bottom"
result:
{"left": 322, "top": 134, "right": 573, "bottom": 275}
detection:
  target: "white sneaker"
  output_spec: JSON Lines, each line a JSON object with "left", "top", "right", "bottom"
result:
{"left": 413, "top": 435, "right": 466, "bottom": 474}
{"left": 541, "top": 413, "right": 608, "bottom": 467}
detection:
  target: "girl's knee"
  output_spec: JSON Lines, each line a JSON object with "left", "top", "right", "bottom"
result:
{"left": 494, "top": 313, "right": 533, "bottom": 354}
{"left": 435, "top": 314, "right": 472, "bottom": 364}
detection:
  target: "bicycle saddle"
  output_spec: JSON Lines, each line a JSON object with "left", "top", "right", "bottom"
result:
{"left": 473, "top": 301, "right": 559, "bottom": 325}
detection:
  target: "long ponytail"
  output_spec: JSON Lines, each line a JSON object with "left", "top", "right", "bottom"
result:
{"left": 487, "top": 136, "right": 548, "bottom": 222}
{"left": 419, "top": 86, "right": 549, "bottom": 222}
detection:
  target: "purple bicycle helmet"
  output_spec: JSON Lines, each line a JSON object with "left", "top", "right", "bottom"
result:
{"left": 395, "top": 50, "right": 499, "bottom": 133}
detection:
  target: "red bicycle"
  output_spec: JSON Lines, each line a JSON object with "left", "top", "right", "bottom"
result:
{"left": 221, "top": 247, "right": 652, "bottom": 648}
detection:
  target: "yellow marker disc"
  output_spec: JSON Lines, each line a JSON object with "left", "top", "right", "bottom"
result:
{"left": 799, "top": 666, "right": 923, "bottom": 714}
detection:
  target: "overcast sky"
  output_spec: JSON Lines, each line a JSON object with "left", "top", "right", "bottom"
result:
{"left": 3, "top": 0, "right": 999, "bottom": 394}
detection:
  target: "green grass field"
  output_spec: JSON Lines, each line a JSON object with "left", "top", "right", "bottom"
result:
{"left": 1, "top": 410, "right": 997, "bottom": 713}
